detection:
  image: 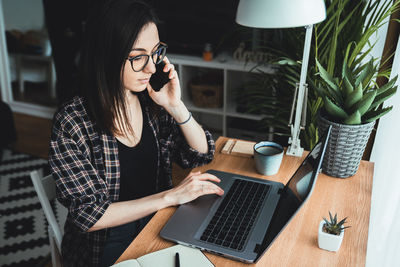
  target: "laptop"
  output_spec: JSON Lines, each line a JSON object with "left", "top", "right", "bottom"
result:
{"left": 160, "top": 127, "right": 331, "bottom": 263}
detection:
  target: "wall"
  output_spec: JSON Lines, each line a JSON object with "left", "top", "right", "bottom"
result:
{"left": 367, "top": 34, "right": 400, "bottom": 267}
{"left": 3, "top": 0, "right": 44, "bottom": 31}
{"left": 3, "top": 0, "right": 49, "bottom": 82}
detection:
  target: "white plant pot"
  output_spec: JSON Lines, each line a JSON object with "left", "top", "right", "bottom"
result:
{"left": 318, "top": 220, "right": 344, "bottom": 252}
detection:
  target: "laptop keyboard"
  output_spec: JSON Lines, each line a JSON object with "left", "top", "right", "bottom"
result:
{"left": 200, "top": 179, "right": 270, "bottom": 251}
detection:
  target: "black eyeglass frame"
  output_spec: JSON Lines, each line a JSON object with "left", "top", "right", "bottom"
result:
{"left": 126, "top": 42, "right": 168, "bottom": 72}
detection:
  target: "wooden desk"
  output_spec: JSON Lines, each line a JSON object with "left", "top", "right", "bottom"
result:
{"left": 116, "top": 137, "right": 374, "bottom": 266}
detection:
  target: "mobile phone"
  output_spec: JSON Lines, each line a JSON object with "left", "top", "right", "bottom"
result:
{"left": 149, "top": 61, "right": 170, "bottom": 91}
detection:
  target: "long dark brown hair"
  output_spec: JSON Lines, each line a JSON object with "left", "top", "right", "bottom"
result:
{"left": 79, "top": 0, "right": 159, "bottom": 135}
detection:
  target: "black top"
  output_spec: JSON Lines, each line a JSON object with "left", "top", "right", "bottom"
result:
{"left": 117, "top": 111, "right": 158, "bottom": 201}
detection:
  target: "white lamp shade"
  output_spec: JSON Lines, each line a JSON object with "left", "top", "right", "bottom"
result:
{"left": 236, "top": 0, "right": 326, "bottom": 28}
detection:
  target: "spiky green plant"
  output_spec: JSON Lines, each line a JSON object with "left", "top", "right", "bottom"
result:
{"left": 316, "top": 50, "right": 398, "bottom": 125}
{"left": 323, "top": 212, "right": 350, "bottom": 235}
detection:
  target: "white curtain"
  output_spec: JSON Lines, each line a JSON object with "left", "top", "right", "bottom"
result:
{"left": 366, "top": 36, "right": 400, "bottom": 267}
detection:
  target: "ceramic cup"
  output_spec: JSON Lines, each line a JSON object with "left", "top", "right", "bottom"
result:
{"left": 253, "top": 141, "right": 284, "bottom": 175}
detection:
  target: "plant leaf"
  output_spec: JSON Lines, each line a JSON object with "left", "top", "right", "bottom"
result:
{"left": 351, "top": 90, "right": 377, "bottom": 116}
{"left": 345, "top": 82, "right": 363, "bottom": 109}
{"left": 348, "top": 1, "right": 396, "bottom": 67}
{"left": 337, "top": 217, "right": 348, "bottom": 226}
{"left": 316, "top": 59, "right": 342, "bottom": 103}
{"left": 376, "top": 76, "right": 398, "bottom": 96}
{"left": 342, "top": 55, "right": 355, "bottom": 85}
{"left": 370, "top": 86, "right": 397, "bottom": 110}
{"left": 324, "top": 96, "right": 348, "bottom": 120}
{"left": 344, "top": 110, "right": 361, "bottom": 124}
{"left": 343, "top": 76, "right": 354, "bottom": 97}
{"left": 355, "top": 59, "right": 375, "bottom": 90}
{"left": 363, "top": 106, "right": 393, "bottom": 123}
{"left": 276, "top": 58, "right": 298, "bottom": 66}
{"left": 353, "top": 45, "right": 375, "bottom": 69}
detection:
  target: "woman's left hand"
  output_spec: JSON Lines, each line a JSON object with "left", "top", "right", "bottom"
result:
{"left": 147, "top": 57, "right": 182, "bottom": 109}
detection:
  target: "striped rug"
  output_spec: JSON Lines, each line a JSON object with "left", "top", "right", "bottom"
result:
{"left": 0, "top": 149, "right": 51, "bottom": 267}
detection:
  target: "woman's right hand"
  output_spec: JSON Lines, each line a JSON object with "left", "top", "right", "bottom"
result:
{"left": 166, "top": 171, "right": 224, "bottom": 206}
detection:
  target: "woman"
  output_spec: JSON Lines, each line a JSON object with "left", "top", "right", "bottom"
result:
{"left": 48, "top": 0, "right": 224, "bottom": 266}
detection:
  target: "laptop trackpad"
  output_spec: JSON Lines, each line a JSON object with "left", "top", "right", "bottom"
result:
{"left": 160, "top": 194, "right": 221, "bottom": 242}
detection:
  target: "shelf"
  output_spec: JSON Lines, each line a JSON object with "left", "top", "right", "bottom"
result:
{"left": 170, "top": 53, "right": 275, "bottom": 138}
{"left": 169, "top": 53, "right": 275, "bottom": 73}
{"left": 224, "top": 99, "right": 265, "bottom": 121}
{"left": 187, "top": 104, "right": 224, "bottom": 115}
{"left": 226, "top": 110, "right": 265, "bottom": 121}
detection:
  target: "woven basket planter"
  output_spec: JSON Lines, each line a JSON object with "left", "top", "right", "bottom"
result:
{"left": 317, "top": 114, "right": 375, "bottom": 178}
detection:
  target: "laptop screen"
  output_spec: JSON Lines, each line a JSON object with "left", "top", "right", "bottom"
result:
{"left": 285, "top": 140, "right": 323, "bottom": 202}
{"left": 254, "top": 127, "right": 330, "bottom": 259}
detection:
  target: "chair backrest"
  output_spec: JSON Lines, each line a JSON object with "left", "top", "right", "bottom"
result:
{"left": 30, "top": 170, "right": 67, "bottom": 252}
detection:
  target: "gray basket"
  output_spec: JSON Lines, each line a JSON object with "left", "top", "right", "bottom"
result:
{"left": 318, "top": 114, "right": 375, "bottom": 178}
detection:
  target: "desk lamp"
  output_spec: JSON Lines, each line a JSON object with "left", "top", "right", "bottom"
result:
{"left": 236, "top": 0, "right": 326, "bottom": 157}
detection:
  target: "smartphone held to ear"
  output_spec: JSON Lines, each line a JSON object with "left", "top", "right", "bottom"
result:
{"left": 149, "top": 62, "right": 171, "bottom": 91}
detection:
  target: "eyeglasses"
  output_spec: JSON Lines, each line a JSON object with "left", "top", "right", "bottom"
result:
{"left": 126, "top": 42, "right": 168, "bottom": 72}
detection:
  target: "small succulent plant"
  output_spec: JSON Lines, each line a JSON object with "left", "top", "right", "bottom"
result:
{"left": 323, "top": 212, "right": 350, "bottom": 236}
{"left": 316, "top": 56, "right": 398, "bottom": 125}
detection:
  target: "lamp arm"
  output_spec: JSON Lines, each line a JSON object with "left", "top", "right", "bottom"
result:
{"left": 301, "top": 84, "right": 308, "bottom": 128}
{"left": 287, "top": 24, "right": 313, "bottom": 157}
{"left": 288, "top": 83, "right": 299, "bottom": 126}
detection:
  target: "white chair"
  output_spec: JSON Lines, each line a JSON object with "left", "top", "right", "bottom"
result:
{"left": 30, "top": 170, "right": 67, "bottom": 267}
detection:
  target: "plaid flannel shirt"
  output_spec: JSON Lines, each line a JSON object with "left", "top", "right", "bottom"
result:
{"left": 48, "top": 94, "right": 215, "bottom": 267}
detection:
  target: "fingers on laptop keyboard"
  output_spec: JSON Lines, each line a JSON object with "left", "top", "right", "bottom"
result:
{"left": 199, "top": 182, "right": 224, "bottom": 196}
{"left": 187, "top": 172, "right": 221, "bottom": 183}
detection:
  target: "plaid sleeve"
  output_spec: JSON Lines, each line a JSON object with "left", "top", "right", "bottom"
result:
{"left": 167, "top": 114, "right": 215, "bottom": 169}
{"left": 48, "top": 112, "right": 111, "bottom": 232}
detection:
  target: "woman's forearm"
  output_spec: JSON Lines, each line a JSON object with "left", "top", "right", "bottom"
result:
{"left": 167, "top": 102, "right": 209, "bottom": 153}
{"left": 88, "top": 170, "right": 224, "bottom": 232}
{"left": 88, "top": 190, "right": 174, "bottom": 232}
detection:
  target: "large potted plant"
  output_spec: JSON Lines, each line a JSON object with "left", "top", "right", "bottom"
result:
{"left": 315, "top": 54, "right": 398, "bottom": 178}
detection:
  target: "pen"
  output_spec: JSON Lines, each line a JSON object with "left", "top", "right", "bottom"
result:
{"left": 175, "top": 252, "right": 180, "bottom": 267}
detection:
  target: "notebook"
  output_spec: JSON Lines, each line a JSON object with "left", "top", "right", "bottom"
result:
{"left": 111, "top": 244, "right": 214, "bottom": 267}
{"left": 160, "top": 126, "right": 331, "bottom": 263}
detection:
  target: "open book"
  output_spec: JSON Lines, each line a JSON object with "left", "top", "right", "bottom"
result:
{"left": 111, "top": 245, "right": 214, "bottom": 267}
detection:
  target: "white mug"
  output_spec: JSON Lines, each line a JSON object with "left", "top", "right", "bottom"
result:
{"left": 253, "top": 141, "right": 284, "bottom": 175}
